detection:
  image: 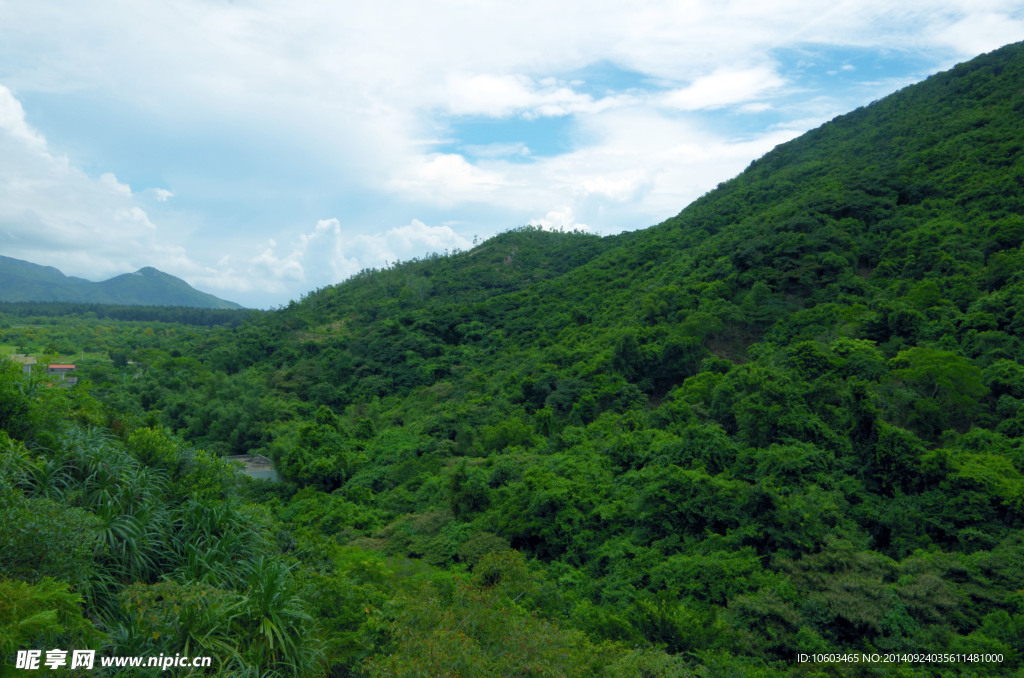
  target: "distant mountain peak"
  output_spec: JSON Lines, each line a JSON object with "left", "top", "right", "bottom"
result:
{"left": 0, "top": 257, "right": 244, "bottom": 308}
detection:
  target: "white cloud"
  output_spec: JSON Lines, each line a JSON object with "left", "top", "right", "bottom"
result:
{"left": 389, "top": 107, "right": 803, "bottom": 233}
{"left": 443, "top": 73, "right": 634, "bottom": 119}
{"left": 462, "top": 142, "right": 531, "bottom": 159}
{"left": 529, "top": 206, "right": 591, "bottom": 232}
{"left": 113, "top": 206, "right": 156, "bottom": 230}
{"left": 445, "top": 74, "right": 566, "bottom": 117}
{"left": 660, "top": 66, "right": 787, "bottom": 110}
{"left": 0, "top": 83, "right": 171, "bottom": 278}
{"left": 154, "top": 188, "right": 174, "bottom": 202}
{"left": 0, "top": 86, "right": 46, "bottom": 151}
{"left": 196, "top": 218, "right": 472, "bottom": 305}
{"left": 525, "top": 108, "right": 803, "bottom": 221}
{"left": 237, "top": 219, "right": 353, "bottom": 289}
{"left": 379, "top": 219, "right": 473, "bottom": 259}
{"left": 100, "top": 172, "right": 131, "bottom": 195}
{"left": 388, "top": 154, "right": 508, "bottom": 205}
{"left": 3, "top": 3, "right": 1014, "bottom": 137}
{"left": 933, "top": 12, "right": 1024, "bottom": 55}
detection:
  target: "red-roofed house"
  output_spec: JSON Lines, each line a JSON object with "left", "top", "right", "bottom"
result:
{"left": 47, "top": 364, "right": 77, "bottom": 386}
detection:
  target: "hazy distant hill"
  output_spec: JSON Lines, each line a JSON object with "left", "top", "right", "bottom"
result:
{"left": 0, "top": 256, "right": 243, "bottom": 308}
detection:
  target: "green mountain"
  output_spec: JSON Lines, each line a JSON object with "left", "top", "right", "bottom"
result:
{"left": 5, "top": 42, "right": 1024, "bottom": 677}
{"left": 0, "top": 256, "right": 243, "bottom": 308}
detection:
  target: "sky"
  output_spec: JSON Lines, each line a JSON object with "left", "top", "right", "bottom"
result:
{"left": 1, "top": 2, "right": 1022, "bottom": 308}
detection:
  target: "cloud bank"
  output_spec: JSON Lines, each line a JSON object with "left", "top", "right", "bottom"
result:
{"left": 0, "top": 1, "right": 1021, "bottom": 305}
{"left": 0, "top": 84, "right": 170, "bottom": 278}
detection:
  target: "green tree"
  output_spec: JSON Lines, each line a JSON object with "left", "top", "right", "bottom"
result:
{"left": 279, "top": 406, "right": 354, "bottom": 491}
{"left": 885, "top": 347, "right": 988, "bottom": 437}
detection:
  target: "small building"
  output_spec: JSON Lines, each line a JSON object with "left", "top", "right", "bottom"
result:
{"left": 8, "top": 354, "right": 36, "bottom": 375}
{"left": 47, "top": 364, "right": 77, "bottom": 386}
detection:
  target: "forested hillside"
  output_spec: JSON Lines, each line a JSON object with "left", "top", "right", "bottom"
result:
{"left": 4, "top": 42, "right": 1024, "bottom": 676}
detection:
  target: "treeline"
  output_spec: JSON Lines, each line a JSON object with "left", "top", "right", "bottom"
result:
{"left": 0, "top": 302, "right": 259, "bottom": 327}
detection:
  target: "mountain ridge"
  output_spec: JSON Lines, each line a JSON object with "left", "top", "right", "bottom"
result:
{"left": 0, "top": 255, "right": 244, "bottom": 308}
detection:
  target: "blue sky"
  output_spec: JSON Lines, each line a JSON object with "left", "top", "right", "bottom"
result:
{"left": 1, "top": 1, "right": 1022, "bottom": 308}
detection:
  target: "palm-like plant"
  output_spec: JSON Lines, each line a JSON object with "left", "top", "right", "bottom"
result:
{"left": 115, "top": 579, "right": 246, "bottom": 675}
{"left": 93, "top": 503, "right": 146, "bottom": 569}
{"left": 240, "top": 558, "right": 322, "bottom": 675}
{"left": 82, "top": 464, "right": 124, "bottom": 509}
{"left": 59, "top": 426, "right": 119, "bottom": 465}
{"left": 167, "top": 500, "right": 269, "bottom": 586}
{"left": 59, "top": 427, "right": 131, "bottom": 504}
{"left": 0, "top": 433, "right": 33, "bottom": 483}
{"left": 176, "top": 500, "right": 245, "bottom": 545}
{"left": 174, "top": 542, "right": 236, "bottom": 588}
{"left": 19, "top": 457, "right": 74, "bottom": 500}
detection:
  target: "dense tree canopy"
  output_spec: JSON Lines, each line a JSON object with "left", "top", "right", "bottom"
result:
{"left": 3, "top": 41, "right": 1024, "bottom": 676}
